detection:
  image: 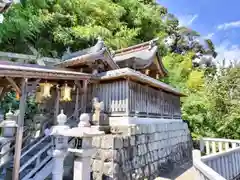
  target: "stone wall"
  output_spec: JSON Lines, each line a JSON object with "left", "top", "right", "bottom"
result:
{"left": 91, "top": 120, "right": 192, "bottom": 180}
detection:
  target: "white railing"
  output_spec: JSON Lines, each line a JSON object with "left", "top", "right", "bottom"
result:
{"left": 200, "top": 137, "right": 240, "bottom": 155}
{"left": 194, "top": 138, "right": 240, "bottom": 180}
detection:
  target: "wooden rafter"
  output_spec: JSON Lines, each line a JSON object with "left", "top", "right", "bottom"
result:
{"left": 6, "top": 77, "right": 21, "bottom": 94}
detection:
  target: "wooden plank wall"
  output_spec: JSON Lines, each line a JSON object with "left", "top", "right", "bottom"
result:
{"left": 89, "top": 79, "right": 182, "bottom": 119}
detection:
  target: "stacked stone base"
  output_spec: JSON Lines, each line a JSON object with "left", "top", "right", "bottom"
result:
{"left": 91, "top": 120, "right": 192, "bottom": 180}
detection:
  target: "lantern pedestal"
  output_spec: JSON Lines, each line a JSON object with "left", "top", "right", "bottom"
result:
{"left": 64, "top": 125, "right": 104, "bottom": 180}
{"left": 50, "top": 110, "right": 70, "bottom": 180}
{"left": 51, "top": 149, "right": 68, "bottom": 180}
{"left": 50, "top": 125, "right": 70, "bottom": 180}
{"left": 69, "top": 148, "right": 96, "bottom": 180}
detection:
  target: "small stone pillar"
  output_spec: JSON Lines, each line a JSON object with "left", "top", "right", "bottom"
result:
{"left": 50, "top": 110, "right": 70, "bottom": 180}
{"left": 92, "top": 97, "right": 110, "bottom": 133}
{"left": 66, "top": 113, "right": 104, "bottom": 180}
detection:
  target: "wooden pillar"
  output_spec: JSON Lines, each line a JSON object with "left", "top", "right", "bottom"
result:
{"left": 74, "top": 84, "right": 80, "bottom": 120}
{"left": 12, "top": 78, "right": 28, "bottom": 180}
{"left": 82, "top": 80, "right": 88, "bottom": 112}
{"left": 125, "top": 78, "right": 130, "bottom": 116}
{"left": 54, "top": 85, "right": 60, "bottom": 125}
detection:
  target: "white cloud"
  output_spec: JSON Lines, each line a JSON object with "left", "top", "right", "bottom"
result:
{"left": 178, "top": 14, "right": 199, "bottom": 27}
{"left": 217, "top": 20, "right": 240, "bottom": 30}
{"left": 204, "top": 33, "right": 215, "bottom": 39}
{"left": 215, "top": 41, "right": 240, "bottom": 67}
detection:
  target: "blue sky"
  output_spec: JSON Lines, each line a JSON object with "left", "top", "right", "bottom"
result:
{"left": 158, "top": 0, "right": 240, "bottom": 63}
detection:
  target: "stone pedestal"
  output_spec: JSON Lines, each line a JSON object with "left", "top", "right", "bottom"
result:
{"left": 52, "top": 150, "right": 67, "bottom": 180}
{"left": 72, "top": 149, "right": 96, "bottom": 180}
{"left": 50, "top": 110, "right": 70, "bottom": 180}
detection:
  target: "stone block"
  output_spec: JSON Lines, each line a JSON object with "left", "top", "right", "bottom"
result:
{"left": 112, "top": 150, "right": 121, "bottom": 163}
{"left": 101, "top": 135, "right": 114, "bottom": 149}
{"left": 133, "top": 168, "right": 143, "bottom": 179}
{"left": 130, "top": 136, "right": 135, "bottom": 146}
{"left": 103, "top": 162, "right": 113, "bottom": 177}
{"left": 135, "top": 125, "right": 142, "bottom": 135}
{"left": 92, "top": 159, "right": 103, "bottom": 172}
{"left": 128, "top": 125, "right": 137, "bottom": 135}
{"left": 144, "top": 165, "right": 150, "bottom": 177}
{"left": 118, "top": 149, "right": 127, "bottom": 163}
{"left": 92, "top": 172, "right": 103, "bottom": 180}
{"left": 114, "top": 136, "right": 123, "bottom": 149}
{"left": 92, "top": 136, "right": 102, "bottom": 148}
{"left": 92, "top": 149, "right": 103, "bottom": 160}
{"left": 103, "top": 149, "right": 114, "bottom": 162}
{"left": 123, "top": 136, "right": 130, "bottom": 148}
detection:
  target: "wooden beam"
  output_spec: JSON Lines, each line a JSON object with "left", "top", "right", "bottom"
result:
{"left": 6, "top": 77, "right": 21, "bottom": 94}
{"left": 12, "top": 78, "right": 28, "bottom": 180}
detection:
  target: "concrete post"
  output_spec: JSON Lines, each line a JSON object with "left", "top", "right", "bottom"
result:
{"left": 50, "top": 110, "right": 70, "bottom": 180}
{"left": 192, "top": 149, "right": 201, "bottom": 161}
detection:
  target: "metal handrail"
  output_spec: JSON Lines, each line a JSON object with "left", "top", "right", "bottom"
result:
{"left": 19, "top": 108, "right": 83, "bottom": 163}
{"left": 19, "top": 143, "right": 52, "bottom": 173}
{"left": 21, "top": 137, "right": 74, "bottom": 179}
{"left": 20, "top": 135, "right": 50, "bottom": 159}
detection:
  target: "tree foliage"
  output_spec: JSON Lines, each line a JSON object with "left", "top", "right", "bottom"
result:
{"left": 1, "top": 0, "right": 238, "bottom": 140}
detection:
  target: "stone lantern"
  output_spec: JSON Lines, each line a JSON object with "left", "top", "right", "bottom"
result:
{"left": 63, "top": 113, "right": 105, "bottom": 180}
{"left": 50, "top": 110, "right": 70, "bottom": 180}
{"left": 0, "top": 109, "right": 17, "bottom": 167}
{"left": 1, "top": 110, "right": 17, "bottom": 137}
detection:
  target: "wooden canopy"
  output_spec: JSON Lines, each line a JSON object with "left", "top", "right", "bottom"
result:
{"left": 0, "top": 61, "right": 92, "bottom": 80}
